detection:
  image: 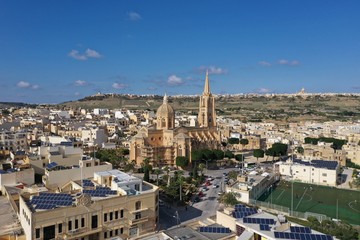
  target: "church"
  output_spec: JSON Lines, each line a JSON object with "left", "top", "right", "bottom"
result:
{"left": 129, "top": 72, "right": 221, "bottom": 166}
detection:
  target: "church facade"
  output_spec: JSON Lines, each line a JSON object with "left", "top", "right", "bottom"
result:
{"left": 129, "top": 72, "right": 221, "bottom": 166}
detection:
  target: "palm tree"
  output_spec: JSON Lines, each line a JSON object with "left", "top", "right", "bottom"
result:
{"left": 154, "top": 168, "right": 162, "bottom": 186}
{"left": 198, "top": 163, "right": 206, "bottom": 176}
{"left": 176, "top": 171, "right": 185, "bottom": 202}
{"left": 163, "top": 166, "right": 171, "bottom": 187}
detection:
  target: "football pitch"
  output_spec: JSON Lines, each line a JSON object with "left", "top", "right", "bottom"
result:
{"left": 257, "top": 181, "right": 360, "bottom": 225}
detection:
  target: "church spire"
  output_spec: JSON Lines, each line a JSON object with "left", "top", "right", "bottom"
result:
{"left": 203, "top": 70, "right": 210, "bottom": 94}
{"left": 163, "top": 93, "right": 168, "bottom": 104}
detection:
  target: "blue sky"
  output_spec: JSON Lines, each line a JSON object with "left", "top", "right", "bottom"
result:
{"left": 1, "top": 1, "right": 360, "bottom": 103}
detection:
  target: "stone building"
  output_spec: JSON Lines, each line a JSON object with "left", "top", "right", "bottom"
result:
{"left": 130, "top": 72, "right": 221, "bottom": 166}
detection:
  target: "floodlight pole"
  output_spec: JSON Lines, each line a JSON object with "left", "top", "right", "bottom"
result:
{"left": 291, "top": 180, "right": 294, "bottom": 216}
{"left": 336, "top": 199, "right": 338, "bottom": 220}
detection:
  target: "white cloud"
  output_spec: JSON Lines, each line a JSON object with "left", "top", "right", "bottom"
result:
{"left": 278, "top": 59, "right": 300, "bottom": 66}
{"left": 198, "top": 65, "right": 227, "bottom": 74}
{"left": 167, "top": 75, "right": 183, "bottom": 86}
{"left": 75, "top": 92, "right": 80, "bottom": 96}
{"left": 17, "top": 81, "right": 31, "bottom": 88}
{"left": 16, "top": 81, "right": 39, "bottom": 90}
{"left": 112, "top": 82, "right": 128, "bottom": 89}
{"left": 258, "top": 61, "right": 272, "bottom": 67}
{"left": 127, "top": 11, "right": 142, "bottom": 21}
{"left": 85, "top": 48, "right": 102, "bottom": 58}
{"left": 290, "top": 60, "right": 300, "bottom": 66}
{"left": 68, "top": 48, "right": 102, "bottom": 60}
{"left": 278, "top": 59, "right": 289, "bottom": 65}
{"left": 68, "top": 50, "right": 87, "bottom": 60}
{"left": 75, "top": 80, "right": 87, "bottom": 86}
{"left": 257, "top": 88, "right": 272, "bottom": 93}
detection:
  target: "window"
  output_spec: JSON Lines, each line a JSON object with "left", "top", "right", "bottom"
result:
{"left": 120, "top": 209, "right": 124, "bottom": 218}
{"left": 303, "top": 169, "right": 306, "bottom": 172}
{"left": 135, "top": 184, "right": 140, "bottom": 191}
{"left": 81, "top": 218, "right": 85, "bottom": 228}
{"left": 104, "top": 232, "right": 107, "bottom": 239}
{"left": 104, "top": 213, "right": 108, "bottom": 222}
{"left": 68, "top": 220, "right": 72, "bottom": 231}
{"left": 135, "top": 201, "right": 141, "bottom": 210}
{"left": 120, "top": 227, "right": 124, "bottom": 234}
{"left": 115, "top": 211, "right": 119, "bottom": 219}
{"left": 35, "top": 228, "right": 40, "bottom": 239}
{"left": 110, "top": 212, "right": 113, "bottom": 221}
{"left": 91, "top": 215, "right": 98, "bottom": 229}
{"left": 110, "top": 231, "right": 113, "bottom": 237}
{"left": 322, "top": 173, "right": 327, "bottom": 177}
{"left": 135, "top": 212, "right": 141, "bottom": 219}
{"left": 75, "top": 219, "right": 78, "bottom": 229}
{"left": 115, "top": 229, "right": 119, "bottom": 235}
{"left": 58, "top": 223, "right": 62, "bottom": 233}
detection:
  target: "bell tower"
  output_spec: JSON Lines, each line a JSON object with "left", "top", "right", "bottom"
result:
{"left": 198, "top": 71, "right": 216, "bottom": 128}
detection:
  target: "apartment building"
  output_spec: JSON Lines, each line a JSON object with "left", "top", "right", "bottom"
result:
{"left": 277, "top": 159, "right": 339, "bottom": 186}
{"left": 226, "top": 173, "right": 277, "bottom": 204}
{"left": 19, "top": 170, "right": 159, "bottom": 240}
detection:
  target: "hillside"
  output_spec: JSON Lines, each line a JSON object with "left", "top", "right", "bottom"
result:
{"left": 60, "top": 94, "right": 360, "bottom": 123}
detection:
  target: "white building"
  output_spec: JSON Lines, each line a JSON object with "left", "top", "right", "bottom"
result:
{"left": 19, "top": 170, "right": 159, "bottom": 240}
{"left": 277, "top": 159, "right": 340, "bottom": 186}
{"left": 217, "top": 205, "right": 335, "bottom": 240}
{"left": 42, "top": 156, "right": 112, "bottom": 189}
{"left": 226, "top": 173, "right": 277, "bottom": 204}
{"left": 81, "top": 127, "right": 107, "bottom": 146}
{"left": 0, "top": 167, "right": 34, "bottom": 191}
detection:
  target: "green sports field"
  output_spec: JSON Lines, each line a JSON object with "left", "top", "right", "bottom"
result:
{"left": 257, "top": 181, "right": 360, "bottom": 225}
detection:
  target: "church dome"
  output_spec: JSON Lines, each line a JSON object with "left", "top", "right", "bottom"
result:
{"left": 156, "top": 94, "right": 175, "bottom": 118}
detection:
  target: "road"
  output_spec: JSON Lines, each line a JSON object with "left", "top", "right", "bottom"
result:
{"left": 158, "top": 167, "right": 238, "bottom": 230}
{"left": 338, "top": 168, "right": 353, "bottom": 189}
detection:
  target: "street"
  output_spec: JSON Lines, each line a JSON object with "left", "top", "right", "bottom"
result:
{"left": 158, "top": 167, "right": 238, "bottom": 230}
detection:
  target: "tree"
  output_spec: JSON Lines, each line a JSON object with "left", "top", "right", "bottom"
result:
{"left": 228, "top": 171, "right": 238, "bottom": 181}
{"left": 192, "top": 162, "right": 199, "bottom": 179}
{"left": 253, "top": 149, "right": 264, "bottom": 161}
{"left": 296, "top": 146, "right": 304, "bottom": 155}
{"left": 176, "top": 156, "right": 189, "bottom": 168}
{"left": 224, "top": 150, "right": 234, "bottom": 158}
{"left": 235, "top": 154, "right": 244, "bottom": 162}
{"left": 240, "top": 138, "right": 249, "bottom": 150}
{"left": 153, "top": 168, "right": 162, "bottom": 186}
{"left": 191, "top": 150, "right": 204, "bottom": 162}
{"left": 272, "top": 143, "right": 288, "bottom": 156}
{"left": 142, "top": 158, "right": 152, "bottom": 182}
{"left": 228, "top": 138, "right": 240, "bottom": 145}
{"left": 265, "top": 148, "right": 276, "bottom": 161}
{"left": 198, "top": 163, "right": 206, "bottom": 176}
{"left": 1, "top": 109, "right": 10, "bottom": 115}
{"left": 213, "top": 149, "right": 225, "bottom": 160}
{"left": 220, "top": 192, "right": 239, "bottom": 206}
{"left": 202, "top": 149, "right": 216, "bottom": 161}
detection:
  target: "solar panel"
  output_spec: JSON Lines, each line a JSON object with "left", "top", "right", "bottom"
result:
{"left": 290, "top": 226, "right": 311, "bottom": 233}
{"left": 199, "top": 227, "right": 231, "bottom": 233}
{"left": 274, "top": 232, "right": 333, "bottom": 240}
{"left": 260, "top": 224, "right": 270, "bottom": 231}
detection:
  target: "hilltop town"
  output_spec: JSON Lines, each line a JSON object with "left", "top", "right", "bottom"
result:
{"left": 0, "top": 75, "right": 359, "bottom": 240}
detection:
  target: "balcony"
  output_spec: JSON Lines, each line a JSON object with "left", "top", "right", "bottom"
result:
{"left": 128, "top": 215, "right": 149, "bottom": 225}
